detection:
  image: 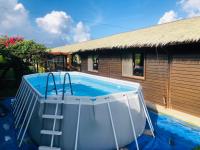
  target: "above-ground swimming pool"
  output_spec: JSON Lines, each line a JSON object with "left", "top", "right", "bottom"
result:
{"left": 13, "top": 72, "right": 154, "bottom": 150}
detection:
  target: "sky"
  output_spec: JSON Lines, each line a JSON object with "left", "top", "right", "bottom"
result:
{"left": 0, "top": 0, "right": 200, "bottom": 48}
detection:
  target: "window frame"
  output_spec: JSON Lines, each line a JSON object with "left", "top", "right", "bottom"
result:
{"left": 122, "top": 51, "right": 146, "bottom": 80}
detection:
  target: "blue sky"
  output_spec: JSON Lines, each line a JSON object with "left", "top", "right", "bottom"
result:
{"left": 0, "top": 0, "right": 200, "bottom": 47}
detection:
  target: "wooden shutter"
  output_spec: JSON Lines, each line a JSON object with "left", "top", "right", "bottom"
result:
{"left": 88, "top": 56, "right": 93, "bottom": 71}
{"left": 122, "top": 53, "right": 132, "bottom": 76}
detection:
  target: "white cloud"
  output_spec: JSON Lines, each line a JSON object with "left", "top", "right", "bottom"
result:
{"left": 36, "top": 11, "right": 90, "bottom": 44}
{"left": 158, "top": 0, "right": 200, "bottom": 24}
{"left": 180, "top": 0, "right": 200, "bottom": 17}
{"left": 158, "top": 10, "right": 179, "bottom": 24}
{"left": 73, "top": 22, "right": 90, "bottom": 43}
{"left": 0, "top": 0, "right": 29, "bottom": 33}
{"left": 0, "top": 0, "right": 91, "bottom": 47}
{"left": 36, "top": 11, "right": 72, "bottom": 35}
{"left": 14, "top": 3, "right": 25, "bottom": 12}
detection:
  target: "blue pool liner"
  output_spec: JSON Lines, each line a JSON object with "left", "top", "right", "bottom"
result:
{"left": 0, "top": 98, "right": 199, "bottom": 150}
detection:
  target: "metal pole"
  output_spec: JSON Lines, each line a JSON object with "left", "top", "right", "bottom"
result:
{"left": 15, "top": 88, "right": 32, "bottom": 128}
{"left": 74, "top": 99, "right": 81, "bottom": 150}
{"left": 125, "top": 94, "right": 139, "bottom": 150}
{"left": 62, "top": 72, "right": 73, "bottom": 100}
{"left": 13, "top": 82, "right": 26, "bottom": 114}
{"left": 18, "top": 95, "right": 39, "bottom": 147}
{"left": 138, "top": 90, "right": 154, "bottom": 132}
{"left": 50, "top": 103, "right": 59, "bottom": 147}
{"left": 45, "top": 72, "right": 57, "bottom": 100}
{"left": 13, "top": 83, "right": 28, "bottom": 117}
{"left": 138, "top": 89, "right": 155, "bottom": 137}
{"left": 13, "top": 79, "right": 23, "bottom": 108}
{"left": 106, "top": 97, "right": 119, "bottom": 150}
{"left": 17, "top": 92, "right": 36, "bottom": 140}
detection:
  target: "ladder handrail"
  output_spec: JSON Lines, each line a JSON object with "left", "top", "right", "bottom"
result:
{"left": 45, "top": 72, "right": 58, "bottom": 99}
{"left": 62, "top": 72, "right": 73, "bottom": 100}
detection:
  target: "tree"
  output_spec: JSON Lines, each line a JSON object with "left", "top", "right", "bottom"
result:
{"left": 0, "top": 35, "right": 48, "bottom": 86}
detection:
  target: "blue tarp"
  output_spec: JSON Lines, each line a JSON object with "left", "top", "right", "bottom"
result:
{"left": 127, "top": 111, "right": 200, "bottom": 150}
{"left": 0, "top": 98, "right": 200, "bottom": 150}
{"left": 0, "top": 98, "right": 37, "bottom": 150}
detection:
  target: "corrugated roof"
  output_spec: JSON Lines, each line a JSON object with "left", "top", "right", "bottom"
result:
{"left": 51, "top": 17, "right": 200, "bottom": 54}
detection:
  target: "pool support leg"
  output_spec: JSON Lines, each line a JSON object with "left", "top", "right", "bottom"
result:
{"left": 15, "top": 88, "right": 32, "bottom": 129}
{"left": 138, "top": 88, "right": 155, "bottom": 137}
{"left": 125, "top": 94, "right": 139, "bottom": 150}
{"left": 106, "top": 97, "right": 119, "bottom": 150}
{"left": 13, "top": 79, "right": 23, "bottom": 109}
{"left": 74, "top": 98, "right": 81, "bottom": 150}
{"left": 13, "top": 82, "right": 28, "bottom": 117}
{"left": 13, "top": 80, "right": 26, "bottom": 115}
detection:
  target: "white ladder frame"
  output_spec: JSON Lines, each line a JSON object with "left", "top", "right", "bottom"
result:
{"left": 50, "top": 102, "right": 60, "bottom": 147}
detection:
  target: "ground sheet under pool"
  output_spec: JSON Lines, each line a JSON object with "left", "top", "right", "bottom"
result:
{"left": 0, "top": 98, "right": 199, "bottom": 150}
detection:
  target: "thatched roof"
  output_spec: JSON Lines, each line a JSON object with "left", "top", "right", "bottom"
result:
{"left": 51, "top": 17, "right": 200, "bottom": 54}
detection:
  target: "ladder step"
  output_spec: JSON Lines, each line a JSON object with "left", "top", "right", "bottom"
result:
{"left": 42, "top": 115, "right": 63, "bottom": 119}
{"left": 39, "top": 146, "right": 61, "bottom": 150}
{"left": 40, "top": 130, "right": 62, "bottom": 135}
{"left": 43, "top": 100, "right": 63, "bottom": 104}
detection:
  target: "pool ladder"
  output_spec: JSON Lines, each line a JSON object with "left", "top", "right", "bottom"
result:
{"left": 39, "top": 72, "right": 73, "bottom": 150}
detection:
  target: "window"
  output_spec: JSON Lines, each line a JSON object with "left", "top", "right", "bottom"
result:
{"left": 72, "top": 54, "right": 81, "bottom": 67}
{"left": 133, "top": 53, "right": 144, "bottom": 76}
{"left": 47, "top": 55, "right": 66, "bottom": 71}
{"left": 88, "top": 54, "right": 99, "bottom": 72}
{"left": 122, "top": 52, "right": 145, "bottom": 79}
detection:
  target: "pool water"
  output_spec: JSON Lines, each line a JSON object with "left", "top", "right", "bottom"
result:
{"left": 27, "top": 74, "right": 135, "bottom": 97}
{"left": 0, "top": 98, "right": 200, "bottom": 150}
{"left": 37, "top": 83, "right": 134, "bottom": 97}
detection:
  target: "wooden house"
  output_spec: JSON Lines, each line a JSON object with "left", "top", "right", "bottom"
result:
{"left": 51, "top": 17, "right": 200, "bottom": 125}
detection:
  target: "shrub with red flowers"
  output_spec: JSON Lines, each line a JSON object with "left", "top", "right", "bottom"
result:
{"left": 0, "top": 35, "right": 48, "bottom": 85}
{"left": 0, "top": 35, "right": 48, "bottom": 63}
{"left": 0, "top": 35, "right": 23, "bottom": 49}
{"left": 4, "top": 36, "right": 24, "bottom": 48}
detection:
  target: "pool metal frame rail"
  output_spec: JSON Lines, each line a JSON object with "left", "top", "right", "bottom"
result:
{"left": 12, "top": 78, "right": 40, "bottom": 148}
{"left": 74, "top": 89, "right": 155, "bottom": 150}
{"left": 11, "top": 72, "right": 61, "bottom": 149}
{"left": 12, "top": 72, "right": 154, "bottom": 150}
{"left": 101, "top": 88, "right": 155, "bottom": 150}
